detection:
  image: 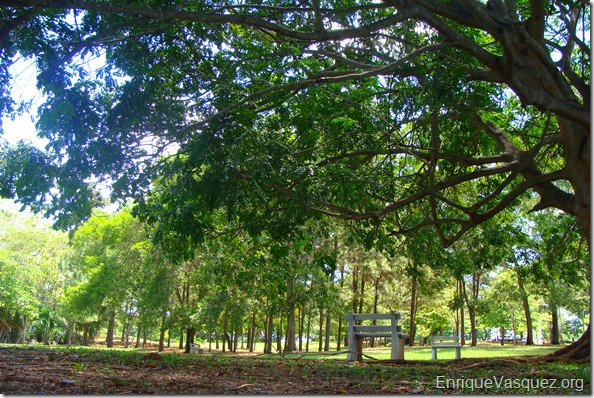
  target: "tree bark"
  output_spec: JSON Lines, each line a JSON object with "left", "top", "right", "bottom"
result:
{"left": 409, "top": 275, "right": 418, "bottom": 346}
{"left": 249, "top": 311, "right": 256, "bottom": 352}
{"left": 106, "top": 310, "right": 116, "bottom": 348}
{"left": 284, "top": 278, "right": 297, "bottom": 352}
{"left": 318, "top": 309, "right": 324, "bottom": 352}
{"left": 324, "top": 313, "right": 331, "bottom": 351}
{"left": 184, "top": 327, "right": 195, "bottom": 353}
{"left": 305, "top": 303, "right": 312, "bottom": 352}
{"left": 135, "top": 324, "right": 142, "bottom": 348}
{"left": 550, "top": 305, "right": 560, "bottom": 345}
{"left": 515, "top": 266, "right": 534, "bottom": 345}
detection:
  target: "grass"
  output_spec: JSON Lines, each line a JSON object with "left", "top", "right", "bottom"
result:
{"left": 252, "top": 342, "right": 565, "bottom": 361}
{"left": 362, "top": 342, "right": 564, "bottom": 361}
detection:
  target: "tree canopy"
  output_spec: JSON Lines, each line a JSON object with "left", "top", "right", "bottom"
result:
{"left": 0, "top": 1, "right": 589, "bottom": 250}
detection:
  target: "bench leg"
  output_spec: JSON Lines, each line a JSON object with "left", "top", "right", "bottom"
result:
{"left": 356, "top": 336, "right": 363, "bottom": 361}
{"left": 431, "top": 348, "right": 437, "bottom": 360}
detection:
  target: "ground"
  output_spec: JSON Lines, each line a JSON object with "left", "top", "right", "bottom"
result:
{"left": 0, "top": 346, "right": 589, "bottom": 394}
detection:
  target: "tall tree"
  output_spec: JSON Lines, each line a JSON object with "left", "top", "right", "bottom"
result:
{"left": 0, "top": 0, "right": 589, "bottom": 358}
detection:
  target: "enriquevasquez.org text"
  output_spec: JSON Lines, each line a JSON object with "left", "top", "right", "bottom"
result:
{"left": 435, "top": 375, "right": 584, "bottom": 392}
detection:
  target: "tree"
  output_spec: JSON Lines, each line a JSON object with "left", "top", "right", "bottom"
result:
{"left": 0, "top": 201, "right": 69, "bottom": 343}
{"left": 0, "top": 0, "right": 589, "bottom": 357}
{"left": 65, "top": 208, "right": 149, "bottom": 347}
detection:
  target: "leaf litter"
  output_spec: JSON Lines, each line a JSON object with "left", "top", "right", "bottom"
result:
{"left": 0, "top": 346, "right": 589, "bottom": 394}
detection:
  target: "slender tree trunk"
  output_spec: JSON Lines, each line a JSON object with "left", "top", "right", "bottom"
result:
{"left": 249, "top": 311, "right": 256, "bottom": 352}
{"left": 158, "top": 312, "right": 167, "bottom": 352}
{"left": 179, "top": 327, "right": 184, "bottom": 349}
{"left": 159, "top": 326, "right": 166, "bottom": 352}
{"left": 336, "top": 263, "right": 345, "bottom": 351}
{"left": 265, "top": 312, "right": 273, "bottom": 354}
{"left": 336, "top": 316, "right": 342, "bottom": 351}
{"left": 298, "top": 305, "right": 304, "bottom": 351}
{"left": 318, "top": 309, "right": 324, "bottom": 352}
{"left": 462, "top": 275, "right": 479, "bottom": 346}
{"left": 285, "top": 279, "right": 297, "bottom": 352}
{"left": 352, "top": 264, "right": 358, "bottom": 312}
{"left": 515, "top": 266, "right": 534, "bottom": 345}
{"left": 135, "top": 325, "right": 142, "bottom": 348}
{"left": 409, "top": 275, "right": 418, "bottom": 347}
{"left": 167, "top": 328, "right": 171, "bottom": 348}
{"left": 324, "top": 313, "right": 331, "bottom": 351}
{"left": 371, "top": 275, "right": 380, "bottom": 348}
{"left": 305, "top": 303, "right": 312, "bottom": 352}
{"left": 500, "top": 325, "right": 505, "bottom": 346}
{"left": 222, "top": 315, "right": 228, "bottom": 353}
{"left": 459, "top": 281, "right": 466, "bottom": 346}
{"left": 358, "top": 274, "right": 365, "bottom": 313}
{"left": 276, "top": 313, "right": 283, "bottom": 352}
{"left": 106, "top": 310, "right": 116, "bottom": 348}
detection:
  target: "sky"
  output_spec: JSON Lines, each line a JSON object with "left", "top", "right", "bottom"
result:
{"left": 2, "top": 58, "right": 48, "bottom": 149}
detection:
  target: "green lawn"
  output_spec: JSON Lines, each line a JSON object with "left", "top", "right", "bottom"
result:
{"left": 365, "top": 343, "right": 564, "bottom": 361}
{"left": 258, "top": 342, "right": 566, "bottom": 361}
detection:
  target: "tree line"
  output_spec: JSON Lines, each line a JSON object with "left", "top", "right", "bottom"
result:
{"left": 0, "top": 200, "right": 587, "bottom": 353}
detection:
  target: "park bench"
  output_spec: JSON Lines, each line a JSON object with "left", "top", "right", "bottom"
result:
{"left": 189, "top": 343, "right": 204, "bottom": 354}
{"left": 346, "top": 310, "right": 409, "bottom": 361}
{"left": 428, "top": 335, "right": 461, "bottom": 360}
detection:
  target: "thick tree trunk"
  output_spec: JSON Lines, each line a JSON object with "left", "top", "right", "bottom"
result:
{"left": 550, "top": 305, "right": 560, "bottom": 345}
{"left": 66, "top": 322, "right": 73, "bottom": 347}
{"left": 158, "top": 327, "right": 166, "bottom": 352}
{"left": 106, "top": 310, "right": 116, "bottom": 348}
{"left": 184, "top": 327, "right": 195, "bottom": 353}
{"left": 158, "top": 312, "right": 167, "bottom": 352}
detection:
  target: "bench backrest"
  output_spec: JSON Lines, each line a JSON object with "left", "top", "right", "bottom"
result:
{"left": 429, "top": 335, "right": 459, "bottom": 345}
{"left": 345, "top": 311, "right": 401, "bottom": 337}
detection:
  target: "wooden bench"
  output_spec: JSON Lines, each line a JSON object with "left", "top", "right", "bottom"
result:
{"left": 428, "top": 336, "right": 461, "bottom": 360}
{"left": 346, "top": 311, "right": 408, "bottom": 361}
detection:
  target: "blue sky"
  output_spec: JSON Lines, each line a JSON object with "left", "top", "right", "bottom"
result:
{"left": 2, "top": 58, "right": 48, "bottom": 149}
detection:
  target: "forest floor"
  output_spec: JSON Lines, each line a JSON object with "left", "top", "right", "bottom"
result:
{"left": 0, "top": 345, "right": 589, "bottom": 394}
